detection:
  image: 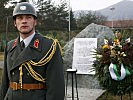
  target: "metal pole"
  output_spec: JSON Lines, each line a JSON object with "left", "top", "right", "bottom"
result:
{"left": 110, "top": 7, "right": 115, "bottom": 29}
{"left": 71, "top": 73, "right": 74, "bottom": 100}
{"left": 75, "top": 73, "right": 79, "bottom": 100}
{"left": 5, "top": 16, "right": 9, "bottom": 46}
{"left": 112, "top": 18, "right": 113, "bottom": 29}
{"left": 65, "top": 72, "right": 69, "bottom": 100}
{"left": 68, "top": 0, "right": 71, "bottom": 42}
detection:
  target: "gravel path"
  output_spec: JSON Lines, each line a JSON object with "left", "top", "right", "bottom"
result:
{"left": 65, "top": 87, "right": 105, "bottom": 100}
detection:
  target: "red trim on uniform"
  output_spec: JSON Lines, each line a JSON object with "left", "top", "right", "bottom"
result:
{"left": 12, "top": 40, "right": 17, "bottom": 48}
{"left": 34, "top": 39, "right": 39, "bottom": 48}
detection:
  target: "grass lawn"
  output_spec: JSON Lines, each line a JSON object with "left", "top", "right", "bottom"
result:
{"left": 0, "top": 52, "right": 4, "bottom": 83}
{"left": 0, "top": 52, "right": 4, "bottom": 61}
{"left": 97, "top": 91, "right": 133, "bottom": 100}
{"left": 0, "top": 68, "right": 2, "bottom": 84}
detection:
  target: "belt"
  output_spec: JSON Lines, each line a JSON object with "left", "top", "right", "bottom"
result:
{"left": 9, "top": 82, "right": 47, "bottom": 90}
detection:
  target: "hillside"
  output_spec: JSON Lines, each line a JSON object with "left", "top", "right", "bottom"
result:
{"left": 98, "top": 0, "right": 133, "bottom": 20}
{"left": 74, "top": 0, "right": 133, "bottom": 21}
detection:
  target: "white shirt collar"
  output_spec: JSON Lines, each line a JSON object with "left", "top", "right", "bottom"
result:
{"left": 20, "top": 32, "right": 35, "bottom": 47}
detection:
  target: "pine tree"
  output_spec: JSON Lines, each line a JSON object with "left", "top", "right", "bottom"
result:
{"left": 69, "top": 9, "right": 77, "bottom": 30}
{"left": 35, "top": 0, "right": 70, "bottom": 31}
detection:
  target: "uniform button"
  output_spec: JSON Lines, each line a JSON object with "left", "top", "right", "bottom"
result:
{"left": 27, "top": 73, "right": 30, "bottom": 76}
{"left": 12, "top": 72, "right": 15, "bottom": 75}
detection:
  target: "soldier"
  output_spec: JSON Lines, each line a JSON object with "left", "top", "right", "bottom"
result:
{"left": 0, "top": 2, "right": 65, "bottom": 100}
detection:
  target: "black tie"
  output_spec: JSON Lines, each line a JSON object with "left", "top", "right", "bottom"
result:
{"left": 20, "top": 40, "right": 25, "bottom": 51}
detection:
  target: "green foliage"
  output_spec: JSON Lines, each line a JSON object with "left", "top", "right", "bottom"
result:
{"left": 98, "top": 91, "right": 133, "bottom": 100}
{"left": 76, "top": 11, "right": 107, "bottom": 30}
{"left": 36, "top": 0, "right": 73, "bottom": 31}
{"left": 116, "top": 29, "right": 133, "bottom": 42}
{"left": 93, "top": 32, "right": 133, "bottom": 96}
{"left": 38, "top": 30, "right": 70, "bottom": 47}
{"left": 69, "top": 9, "right": 77, "bottom": 30}
{"left": 0, "top": 0, "right": 13, "bottom": 33}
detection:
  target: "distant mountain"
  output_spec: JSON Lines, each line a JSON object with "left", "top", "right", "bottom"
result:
{"left": 74, "top": 0, "right": 133, "bottom": 21}
{"left": 73, "top": 10, "right": 89, "bottom": 19}
{"left": 98, "top": 0, "right": 133, "bottom": 20}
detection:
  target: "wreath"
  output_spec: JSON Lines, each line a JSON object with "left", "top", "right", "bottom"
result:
{"left": 93, "top": 31, "right": 133, "bottom": 96}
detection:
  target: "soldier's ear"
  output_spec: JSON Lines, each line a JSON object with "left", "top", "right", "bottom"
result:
{"left": 34, "top": 19, "right": 37, "bottom": 26}
{"left": 14, "top": 21, "right": 16, "bottom": 27}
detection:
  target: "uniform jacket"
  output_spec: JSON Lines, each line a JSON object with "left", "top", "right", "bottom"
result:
{"left": 0, "top": 33, "right": 65, "bottom": 100}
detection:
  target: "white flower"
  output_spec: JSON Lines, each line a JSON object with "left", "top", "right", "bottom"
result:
{"left": 96, "top": 54, "right": 103, "bottom": 58}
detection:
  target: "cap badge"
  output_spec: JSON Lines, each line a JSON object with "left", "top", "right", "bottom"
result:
{"left": 20, "top": 6, "right": 27, "bottom": 10}
{"left": 34, "top": 39, "right": 39, "bottom": 48}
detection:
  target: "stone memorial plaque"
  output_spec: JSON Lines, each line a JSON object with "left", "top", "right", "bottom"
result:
{"left": 72, "top": 38, "right": 97, "bottom": 74}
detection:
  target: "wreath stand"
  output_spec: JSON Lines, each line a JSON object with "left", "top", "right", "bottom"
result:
{"left": 104, "top": 78, "right": 133, "bottom": 100}
{"left": 120, "top": 77, "right": 133, "bottom": 100}
{"left": 120, "top": 92, "right": 132, "bottom": 100}
{"left": 104, "top": 91, "right": 132, "bottom": 100}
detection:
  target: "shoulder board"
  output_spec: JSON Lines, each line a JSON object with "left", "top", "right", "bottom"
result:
{"left": 43, "top": 36, "right": 63, "bottom": 55}
{"left": 6, "top": 39, "right": 17, "bottom": 52}
{"left": 44, "top": 36, "right": 54, "bottom": 41}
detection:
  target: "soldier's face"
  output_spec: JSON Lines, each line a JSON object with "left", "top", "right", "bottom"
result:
{"left": 14, "top": 14, "right": 37, "bottom": 35}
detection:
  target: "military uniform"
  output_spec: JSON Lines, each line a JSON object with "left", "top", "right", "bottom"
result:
{"left": 0, "top": 33, "right": 65, "bottom": 100}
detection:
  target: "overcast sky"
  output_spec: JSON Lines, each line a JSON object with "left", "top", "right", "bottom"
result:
{"left": 15, "top": 0, "right": 132, "bottom": 11}
{"left": 58, "top": 0, "right": 132, "bottom": 11}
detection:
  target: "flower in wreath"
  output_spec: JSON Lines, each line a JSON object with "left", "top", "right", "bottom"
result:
{"left": 93, "top": 31, "right": 133, "bottom": 95}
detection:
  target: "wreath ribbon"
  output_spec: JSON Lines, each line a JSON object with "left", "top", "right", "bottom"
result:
{"left": 109, "top": 63, "right": 131, "bottom": 81}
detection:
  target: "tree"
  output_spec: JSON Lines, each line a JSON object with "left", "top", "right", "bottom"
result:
{"left": 0, "top": 0, "right": 15, "bottom": 51}
{"left": 76, "top": 11, "right": 107, "bottom": 30}
{"left": 37, "top": 0, "right": 55, "bottom": 31}
{"left": 55, "top": 0, "right": 69, "bottom": 30}
{"left": 34, "top": 0, "right": 76, "bottom": 31}
{"left": 69, "top": 9, "right": 77, "bottom": 30}
{"left": 0, "top": 0, "right": 11, "bottom": 33}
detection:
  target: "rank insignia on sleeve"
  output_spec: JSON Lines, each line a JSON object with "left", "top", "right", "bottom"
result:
{"left": 34, "top": 39, "right": 39, "bottom": 48}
